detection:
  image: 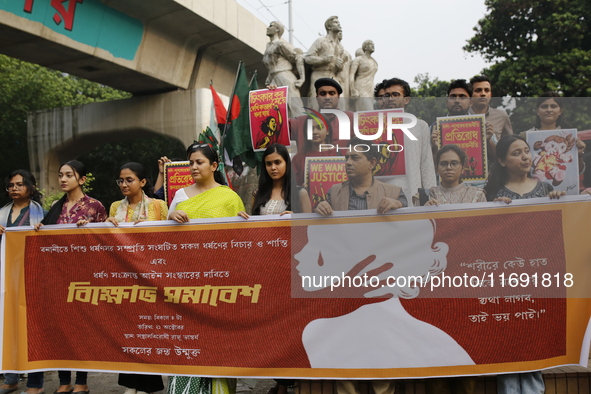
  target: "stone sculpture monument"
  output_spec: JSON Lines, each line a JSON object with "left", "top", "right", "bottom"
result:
{"left": 349, "top": 40, "right": 378, "bottom": 110}
{"left": 304, "top": 16, "right": 350, "bottom": 98}
{"left": 262, "top": 21, "right": 305, "bottom": 116}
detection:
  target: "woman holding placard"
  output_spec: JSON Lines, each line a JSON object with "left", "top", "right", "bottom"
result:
{"left": 167, "top": 143, "right": 243, "bottom": 394}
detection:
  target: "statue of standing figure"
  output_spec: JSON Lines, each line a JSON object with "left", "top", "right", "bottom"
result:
{"left": 262, "top": 21, "right": 305, "bottom": 116}
{"left": 349, "top": 40, "right": 378, "bottom": 110}
{"left": 304, "top": 16, "right": 350, "bottom": 98}
{"left": 334, "top": 30, "right": 352, "bottom": 98}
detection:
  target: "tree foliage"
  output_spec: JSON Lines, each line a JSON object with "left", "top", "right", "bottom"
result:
{"left": 0, "top": 54, "right": 189, "bottom": 208}
{"left": 407, "top": 73, "right": 449, "bottom": 125}
{"left": 464, "top": 0, "right": 591, "bottom": 97}
{"left": 0, "top": 54, "right": 132, "bottom": 204}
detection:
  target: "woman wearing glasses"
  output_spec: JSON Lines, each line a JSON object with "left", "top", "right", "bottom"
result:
{"left": 107, "top": 162, "right": 168, "bottom": 227}
{"left": 0, "top": 170, "right": 46, "bottom": 234}
{"left": 0, "top": 170, "right": 46, "bottom": 394}
{"left": 425, "top": 144, "right": 486, "bottom": 206}
{"left": 106, "top": 162, "right": 167, "bottom": 394}
{"left": 423, "top": 146, "right": 483, "bottom": 394}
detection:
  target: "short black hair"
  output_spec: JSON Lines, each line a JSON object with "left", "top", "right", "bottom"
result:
{"left": 469, "top": 75, "right": 490, "bottom": 85}
{"left": 447, "top": 79, "right": 473, "bottom": 96}
{"left": 383, "top": 78, "right": 411, "bottom": 97}
{"left": 374, "top": 79, "right": 388, "bottom": 97}
{"left": 435, "top": 144, "right": 467, "bottom": 166}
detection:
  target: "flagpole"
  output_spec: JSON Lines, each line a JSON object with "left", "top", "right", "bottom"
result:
{"left": 220, "top": 61, "right": 243, "bottom": 153}
{"left": 249, "top": 70, "right": 258, "bottom": 88}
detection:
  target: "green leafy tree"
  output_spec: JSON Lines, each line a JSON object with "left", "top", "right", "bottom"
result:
{"left": 407, "top": 73, "right": 450, "bottom": 126}
{"left": 464, "top": 0, "right": 591, "bottom": 97}
{"left": 0, "top": 54, "right": 131, "bottom": 205}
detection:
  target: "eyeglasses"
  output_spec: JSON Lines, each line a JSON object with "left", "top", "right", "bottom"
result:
{"left": 383, "top": 92, "right": 404, "bottom": 98}
{"left": 539, "top": 104, "right": 560, "bottom": 110}
{"left": 438, "top": 160, "right": 462, "bottom": 169}
{"left": 116, "top": 178, "right": 137, "bottom": 186}
{"left": 5, "top": 183, "right": 25, "bottom": 191}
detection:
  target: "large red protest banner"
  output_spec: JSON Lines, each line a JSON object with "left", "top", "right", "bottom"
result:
{"left": 2, "top": 199, "right": 591, "bottom": 378}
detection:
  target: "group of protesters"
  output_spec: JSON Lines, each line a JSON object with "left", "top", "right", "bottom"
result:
{"left": 1, "top": 74, "right": 589, "bottom": 394}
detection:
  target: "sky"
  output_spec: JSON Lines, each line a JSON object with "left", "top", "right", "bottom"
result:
{"left": 235, "top": 0, "right": 492, "bottom": 88}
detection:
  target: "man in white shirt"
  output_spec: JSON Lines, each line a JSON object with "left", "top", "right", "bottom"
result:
{"left": 377, "top": 78, "right": 436, "bottom": 203}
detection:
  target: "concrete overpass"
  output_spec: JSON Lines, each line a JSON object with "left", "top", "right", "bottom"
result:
{"left": 0, "top": 0, "right": 267, "bottom": 94}
{"left": 0, "top": 0, "right": 270, "bottom": 191}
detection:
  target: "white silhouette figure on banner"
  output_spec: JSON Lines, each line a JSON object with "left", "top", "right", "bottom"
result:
{"left": 295, "top": 219, "right": 475, "bottom": 368}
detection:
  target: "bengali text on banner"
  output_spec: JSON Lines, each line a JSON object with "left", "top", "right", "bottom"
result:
{"left": 1, "top": 199, "right": 591, "bottom": 378}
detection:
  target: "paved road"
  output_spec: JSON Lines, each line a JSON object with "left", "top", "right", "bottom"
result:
{"left": 5, "top": 373, "right": 275, "bottom": 394}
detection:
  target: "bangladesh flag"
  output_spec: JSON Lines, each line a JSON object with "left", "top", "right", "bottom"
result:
{"left": 223, "top": 64, "right": 263, "bottom": 170}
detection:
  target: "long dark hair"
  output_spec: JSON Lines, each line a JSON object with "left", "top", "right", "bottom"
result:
{"left": 186, "top": 144, "right": 226, "bottom": 185}
{"left": 483, "top": 135, "right": 529, "bottom": 201}
{"left": 42, "top": 160, "right": 87, "bottom": 225}
{"left": 5, "top": 169, "right": 42, "bottom": 204}
{"left": 119, "top": 162, "right": 153, "bottom": 197}
{"left": 252, "top": 144, "right": 291, "bottom": 215}
{"left": 534, "top": 92, "right": 569, "bottom": 129}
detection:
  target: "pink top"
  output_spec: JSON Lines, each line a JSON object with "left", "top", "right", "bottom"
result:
{"left": 57, "top": 195, "right": 107, "bottom": 224}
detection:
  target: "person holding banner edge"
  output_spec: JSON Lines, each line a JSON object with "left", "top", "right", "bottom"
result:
{"left": 425, "top": 144, "right": 486, "bottom": 206}
{"left": 0, "top": 170, "right": 46, "bottom": 394}
{"left": 106, "top": 162, "right": 167, "bottom": 394}
{"left": 237, "top": 144, "right": 309, "bottom": 394}
{"left": 315, "top": 137, "right": 406, "bottom": 216}
{"left": 238, "top": 143, "right": 310, "bottom": 218}
{"left": 166, "top": 144, "right": 241, "bottom": 394}
{"left": 34, "top": 160, "right": 107, "bottom": 394}
{"left": 484, "top": 135, "right": 565, "bottom": 394}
